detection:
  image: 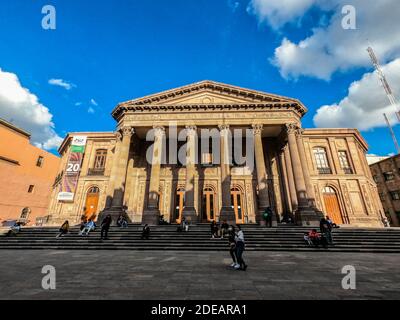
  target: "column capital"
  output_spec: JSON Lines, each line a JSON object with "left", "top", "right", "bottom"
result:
{"left": 295, "top": 128, "right": 305, "bottom": 138}
{"left": 252, "top": 124, "right": 263, "bottom": 136}
{"left": 285, "top": 123, "right": 299, "bottom": 135}
{"left": 218, "top": 124, "right": 230, "bottom": 132}
{"left": 121, "top": 126, "right": 135, "bottom": 137}
{"left": 153, "top": 126, "right": 166, "bottom": 137}
{"left": 185, "top": 125, "right": 197, "bottom": 136}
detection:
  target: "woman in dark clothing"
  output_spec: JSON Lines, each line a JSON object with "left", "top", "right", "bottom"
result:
{"left": 100, "top": 215, "right": 112, "bottom": 240}
{"left": 228, "top": 226, "right": 237, "bottom": 267}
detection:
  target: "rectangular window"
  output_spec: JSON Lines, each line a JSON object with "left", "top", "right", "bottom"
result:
{"left": 36, "top": 156, "right": 44, "bottom": 167}
{"left": 390, "top": 191, "right": 400, "bottom": 200}
{"left": 384, "top": 172, "right": 395, "bottom": 181}
{"left": 379, "top": 193, "right": 385, "bottom": 201}
{"left": 94, "top": 150, "right": 107, "bottom": 169}
{"left": 313, "top": 147, "right": 332, "bottom": 174}
{"left": 338, "top": 151, "right": 353, "bottom": 174}
{"left": 28, "top": 185, "right": 34, "bottom": 193}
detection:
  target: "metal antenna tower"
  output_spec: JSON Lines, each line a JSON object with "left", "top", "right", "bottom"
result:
{"left": 367, "top": 45, "right": 400, "bottom": 154}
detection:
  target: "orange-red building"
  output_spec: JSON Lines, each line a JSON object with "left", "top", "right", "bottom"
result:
{"left": 0, "top": 118, "right": 60, "bottom": 225}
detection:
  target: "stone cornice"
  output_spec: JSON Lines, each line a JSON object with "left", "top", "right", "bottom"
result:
{"left": 112, "top": 80, "right": 307, "bottom": 120}
{"left": 112, "top": 102, "right": 305, "bottom": 121}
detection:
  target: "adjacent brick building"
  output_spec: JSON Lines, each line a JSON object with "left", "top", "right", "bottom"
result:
{"left": 370, "top": 155, "right": 400, "bottom": 226}
{"left": 0, "top": 118, "right": 60, "bottom": 225}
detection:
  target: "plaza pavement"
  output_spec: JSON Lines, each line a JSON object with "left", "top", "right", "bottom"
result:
{"left": 0, "top": 250, "right": 399, "bottom": 300}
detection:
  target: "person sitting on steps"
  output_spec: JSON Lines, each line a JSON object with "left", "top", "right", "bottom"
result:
{"left": 141, "top": 224, "right": 150, "bottom": 239}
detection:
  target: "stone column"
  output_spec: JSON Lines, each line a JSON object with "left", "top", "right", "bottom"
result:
{"left": 142, "top": 126, "right": 165, "bottom": 225}
{"left": 286, "top": 124, "right": 322, "bottom": 226}
{"left": 101, "top": 126, "right": 134, "bottom": 224}
{"left": 218, "top": 124, "right": 235, "bottom": 224}
{"left": 182, "top": 125, "right": 198, "bottom": 222}
{"left": 252, "top": 124, "right": 276, "bottom": 226}
{"left": 111, "top": 126, "right": 134, "bottom": 208}
{"left": 296, "top": 129, "right": 316, "bottom": 206}
{"left": 283, "top": 145, "right": 298, "bottom": 212}
{"left": 279, "top": 148, "right": 293, "bottom": 216}
{"left": 286, "top": 124, "right": 308, "bottom": 207}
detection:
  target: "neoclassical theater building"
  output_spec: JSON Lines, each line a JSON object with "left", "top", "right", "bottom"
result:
{"left": 48, "top": 81, "right": 384, "bottom": 227}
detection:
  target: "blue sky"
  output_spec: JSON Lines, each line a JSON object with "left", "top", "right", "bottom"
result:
{"left": 1, "top": 0, "right": 400, "bottom": 155}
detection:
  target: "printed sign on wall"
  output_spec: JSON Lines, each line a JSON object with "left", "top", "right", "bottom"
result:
{"left": 57, "top": 136, "right": 87, "bottom": 202}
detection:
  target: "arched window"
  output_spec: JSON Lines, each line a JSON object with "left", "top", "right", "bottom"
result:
{"left": 313, "top": 147, "right": 332, "bottom": 174}
{"left": 323, "top": 186, "right": 336, "bottom": 194}
{"left": 20, "top": 207, "right": 30, "bottom": 220}
{"left": 88, "top": 186, "right": 100, "bottom": 194}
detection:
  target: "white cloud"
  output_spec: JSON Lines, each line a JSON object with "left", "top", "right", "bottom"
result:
{"left": 314, "top": 58, "right": 400, "bottom": 130}
{"left": 48, "top": 78, "right": 76, "bottom": 90}
{"left": 90, "top": 98, "right": 98, "bottom": 106}
{"left": 0, "top": 69, "right": 63, "bottom": 150}
{"left": 75, "top": 102, "right": 82, "bottom": 106}
{"left": 248, "top": 0, "right": 316, "bottom": 29}
{"left": 88, "top": 107, "right": 95, "bottom": 114}
{"left": 228, "top": 0, "right": 240, "bottom": 13}
{"left": 250, "top": 0, "right": 400, "bottom": 80}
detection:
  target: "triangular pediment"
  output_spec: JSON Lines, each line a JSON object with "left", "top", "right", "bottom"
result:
{"left": 122, "top": 80, "right": 299, "bottom": 105}
{"left": 113, "top": 80, "right": 307, "bottom": 119}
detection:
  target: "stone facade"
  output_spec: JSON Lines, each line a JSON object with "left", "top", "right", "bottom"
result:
{"left": 47, "top": 81, "right": 383, "bottom": 227}
{"left": 370, "top": 155, "right": 400, "bottom": 226}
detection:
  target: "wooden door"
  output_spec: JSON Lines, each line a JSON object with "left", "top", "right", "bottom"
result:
{"left": 175, "top": 189, "right": 185, "bottom": 223}
{"left": 323, "top": 187, "right": 343, "bottom": 224}
{"left": 231, "top": 188, "right": 244, "bottom": 224}
{"left": 203, "top": 188, "right": 215, "bottom": 222}
{"left": 84, "top": 187, "right": 100, "bottom": 220}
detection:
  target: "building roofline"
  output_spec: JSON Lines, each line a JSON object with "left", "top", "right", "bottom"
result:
{"left": 303, "top": 128, "right": 369, "bottom": 151}
{"left": 58, "top": 132, "right": 116, "bottom": 154}
{"left": 0, "top": 118, "right": 31, "bottom": 139}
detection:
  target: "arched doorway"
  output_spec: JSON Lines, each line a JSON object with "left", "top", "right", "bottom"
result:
{"left": 323, "top": 186, "right": 343, "bottom": 224}
{"left": 202, "top": 187, "right": 216, "bottom": 222}
{"left": 174, "top": 188, "right": 185, "bottom": 223}
{"left": 231, "top": 187, "right": 245, "bottom": 224}
{"left": 84, "top": 186, "right": 100, "bottom": 220}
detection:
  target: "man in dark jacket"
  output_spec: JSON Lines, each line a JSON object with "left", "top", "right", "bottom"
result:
{"left": 100, "top": 215, "right": 112, "bottom": 240}
{"left": 320, "top": 217, "right": 333, "bottom": 245}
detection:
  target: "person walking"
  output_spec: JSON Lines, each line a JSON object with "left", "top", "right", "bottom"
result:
{"left": 227, "top": 225, "right": 237, "bottom": 267}
{"left": 56, "top": 220, "right": 69, "bottom": 238}
{"left": 234, "top": 225, "right": 247, "bottom": 271}
{"left": 100, "top": 214, "right": 112, "bottom": 240}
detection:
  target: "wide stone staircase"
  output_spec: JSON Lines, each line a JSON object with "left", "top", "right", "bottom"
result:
{"left": 1, "top": 224, "right": 400, "bottom": 253}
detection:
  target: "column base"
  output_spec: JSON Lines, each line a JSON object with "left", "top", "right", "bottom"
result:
{"left": 97, "top": 208, "right": 124, "bottom": 226}
{"left": 142, "top": 209, "right": 160, "bottom": 226}
{"left": 295, "top": 207, "right": 324, "bottom": 227}
{"left": 182, "top": 207, "right": 198, "bottom": 224}
{"left": 219, "top": 207, "right": 236, "bottom": 225}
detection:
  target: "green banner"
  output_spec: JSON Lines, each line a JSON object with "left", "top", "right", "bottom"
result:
{"left": 71, "top": 145, "right": 85, "bottom": 153}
